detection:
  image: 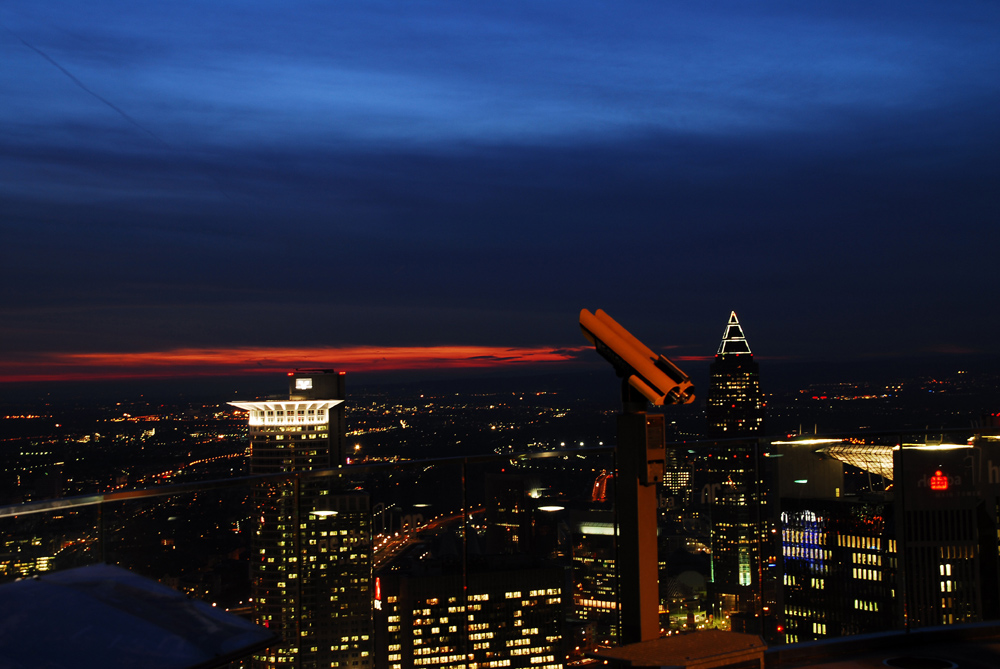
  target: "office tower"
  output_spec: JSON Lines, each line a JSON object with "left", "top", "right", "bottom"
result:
{"left": 484, "top": 474, "right": 532, "bottom": 556}
{"left": 231, "top": 371, "right": 372, "bottom": 669}
{"left": 893, "top": 441, "right": 999, "bottom": 628}
{"left": 374, "top": 564, "right": 566, "bottom": 669}
{"left": 776, "top": 437, "right": 1000, "bottom": 642}
{"left": 706, "top": 311, "right": 763, "bottom": 437}
{"left": 698, "top": 442, "right": 772, "bottom": 632}
{"left": 702, "top": 312, "right": 770, "bottom": 633}
{"left": 567, "top": 509, "right": 618, "bottom": 653}
{"left": 780, "top": 498, "right": 896, "bottom": 643}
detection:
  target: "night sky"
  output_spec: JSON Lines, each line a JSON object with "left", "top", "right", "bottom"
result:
{"left": 2, "top": 1, "right": 999, "bottom": 383}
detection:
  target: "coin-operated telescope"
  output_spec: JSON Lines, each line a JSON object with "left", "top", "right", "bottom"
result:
{"left": 580, "top": 308, "right": 695, "bottom": 408}
{"left": 580, "top": 308, "right": 695, "bottom": 644}
{"left": 580, "top": 308, "right": 695, "bottom": 486}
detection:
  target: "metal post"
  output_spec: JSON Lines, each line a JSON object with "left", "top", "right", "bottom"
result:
{"left": 462, "top": 461, "right": 470, "bottom": 665}
{"left": 896, "top": 433, "right": 909, "bottom": 634}
{"left": 578, "top": 308, "right": 695, "bottom": 644}
{"left": 613, "top": 446, "right": 622, "bottom": 648}
{"left": 616, "top": 411, "right": 660, "bottom": 643}
{"left": 97, "top": 502, "right": 106, "bottom": 564}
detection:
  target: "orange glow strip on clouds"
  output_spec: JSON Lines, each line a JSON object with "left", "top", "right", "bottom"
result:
{"left": 0, "top": 345, "right": 591, "bottom": 383}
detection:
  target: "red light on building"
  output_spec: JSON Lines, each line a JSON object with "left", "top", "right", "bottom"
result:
{"left": 930, "top": 470, "right": 948, "bottom": 491}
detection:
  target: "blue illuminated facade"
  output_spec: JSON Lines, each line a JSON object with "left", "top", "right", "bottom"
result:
{"left": 780, "top": 500, "right": 896, "bottom": 642}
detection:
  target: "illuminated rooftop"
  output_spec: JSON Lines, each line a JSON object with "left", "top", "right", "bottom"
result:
{"left": 814, "top": 441, "right": 973, "bottom": 481}
{"left": 717, "top": 311, "right": 752, "bottom": 356}
{"left": 228, "top": 399, "right": 343, "bottom": 426}
{"left": 816, "top": 442, "right": 895, "bottom": 480}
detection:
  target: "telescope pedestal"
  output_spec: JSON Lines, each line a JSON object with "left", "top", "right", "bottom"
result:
{"left": 617, "top": 411, "right": 661, "bottom": 644}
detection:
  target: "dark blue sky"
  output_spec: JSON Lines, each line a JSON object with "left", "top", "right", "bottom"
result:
{"left": 2, "top": 1, "right": 999, "bottom": 380}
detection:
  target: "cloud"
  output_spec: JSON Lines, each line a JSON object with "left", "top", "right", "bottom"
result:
{"left": 0, "top": 345, "right": 589, "bottom": 383}
{"left": 2, "top": 1, "right": 999, "bottom": 364}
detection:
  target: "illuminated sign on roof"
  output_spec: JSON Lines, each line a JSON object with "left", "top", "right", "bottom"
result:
{"left": 916, "top": 469, "right": 961, "bottom": 491}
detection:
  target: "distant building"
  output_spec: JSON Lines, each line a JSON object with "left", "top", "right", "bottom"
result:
{"left": 375, "top": 564, "right": 567, "bottom": 669}
{"left": 568, "top": 509, "right": 619, "bottom": 651}
{"left": 484, "top": 474, "right": 533, "bottom": 556}
{"left": 231, "top": 371, "right": 373, "bottom": 669}
{"left": 0, "top": 516, "right": 56, "bottom": 580}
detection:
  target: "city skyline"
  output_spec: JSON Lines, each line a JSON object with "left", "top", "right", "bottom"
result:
{"left": 4, "top": 362, "right": 1000, "bottom": 665}
{"left": 3, "top": 1, "right": 999, "bottom": 382}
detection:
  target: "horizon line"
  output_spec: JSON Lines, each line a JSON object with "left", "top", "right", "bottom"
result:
{"left": 0, "top": 343, "right": 982, "bottom": 385}
{"left": 0, "top": 345, "right": 613, "bottom": 384}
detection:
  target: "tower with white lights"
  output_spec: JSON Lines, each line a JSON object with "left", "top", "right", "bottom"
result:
{"left": 703, "top": 312, "right": 771, "bottom": 634}
{"left": 706, "top": 312, "right": 764, "bottom": 437}
{"left": 231, "top": 371, "right": 372, "bottom": 669}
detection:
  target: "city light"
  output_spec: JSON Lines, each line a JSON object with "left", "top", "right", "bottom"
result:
{"left": 5, "top": 340, "right": 1000, "bottom": 666}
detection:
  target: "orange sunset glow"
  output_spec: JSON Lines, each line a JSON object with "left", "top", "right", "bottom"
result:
{"left": 0, "top": 345, "right": 593, "bottom": 383}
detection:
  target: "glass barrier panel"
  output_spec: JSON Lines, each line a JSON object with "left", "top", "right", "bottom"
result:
{"left": 0, "top": 504, "right": 103, "bottom": 584}
{"left": 103, "top": 486, "right": 254, "bottom": 610}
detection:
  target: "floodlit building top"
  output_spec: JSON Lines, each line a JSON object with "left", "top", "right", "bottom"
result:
{"left": 716, "top": 311, "right": 752, "bottom": 356}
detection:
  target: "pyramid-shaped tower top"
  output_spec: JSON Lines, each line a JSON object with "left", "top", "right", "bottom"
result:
{"left": 716, "top": 311, "right": 752, "bottom": 356}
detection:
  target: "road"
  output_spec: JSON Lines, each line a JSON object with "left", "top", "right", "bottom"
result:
{"left": 373, "top": 507, "right": 483, "bottom": 570}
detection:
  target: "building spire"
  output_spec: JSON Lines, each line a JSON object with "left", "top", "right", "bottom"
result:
{"left": 716, "top": 311, "right": 752, "bottom": 356}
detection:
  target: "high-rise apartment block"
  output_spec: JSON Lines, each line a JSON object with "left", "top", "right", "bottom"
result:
{"left": 231, "top": 371, "right": 373, "bottom": 669}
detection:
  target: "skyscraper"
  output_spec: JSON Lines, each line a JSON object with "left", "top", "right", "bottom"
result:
{"left": 706, "top": 312, "right": 764, "bottom": 437}
{"left": 702, "top": 312, "right": 771, "bottom": 633}
{"left": 231, "top": 371, "right": 373, "bottom": 669}
{"left": 568, "top": 509, "right": 619, "bottom": 651}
